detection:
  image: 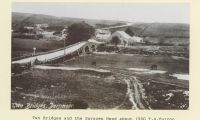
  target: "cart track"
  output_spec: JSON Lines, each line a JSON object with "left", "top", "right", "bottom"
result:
{"left": 113, "top": 70, "right": 147, "bottom": 109}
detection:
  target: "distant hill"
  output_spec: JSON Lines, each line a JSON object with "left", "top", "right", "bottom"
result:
{"left": 128, "top": 23, "right": 189, "bottom": 38}
{"left": 12, "top": 12, "right": 127, "bottom": 31}
{"left": 126, "top": 23, "right": 189, "bottom": 45}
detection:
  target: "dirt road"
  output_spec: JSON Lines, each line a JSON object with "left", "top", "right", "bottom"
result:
{"left": 114, "top": 71, "right": 147, "bottom": 109}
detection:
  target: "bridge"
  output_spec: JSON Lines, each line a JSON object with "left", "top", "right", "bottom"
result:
{"left": 12, "top": 39, "right": 101, "bottom": 65}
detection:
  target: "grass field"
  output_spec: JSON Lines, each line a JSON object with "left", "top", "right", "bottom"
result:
{"left": 61, "top": 53, "right": 189, "bottom": 74}
{"left": 143, "top": 37, "right": 189, "bottom": 46}
{"left": 12, "top": 38, "right": 63, "bottom": 58}
{"left": 130, "top": 23, "right": 189, "bottom": 38}
{"left": 11, "top": 68, "right": 128, "bottom": 109}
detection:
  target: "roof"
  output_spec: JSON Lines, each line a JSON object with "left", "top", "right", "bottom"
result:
{"left": 111, "top": 31, "right": 143, "bottom": 43}
{"left": 115, "top": 31, "right": 131, "bottom": 39}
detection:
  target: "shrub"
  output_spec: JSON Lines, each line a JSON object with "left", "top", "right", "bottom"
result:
{"left": 67, "top": 22, "right": 95, "bottom": 44}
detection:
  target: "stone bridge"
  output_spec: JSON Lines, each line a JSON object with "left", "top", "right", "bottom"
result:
{"left": 79, "top": 41, "right": 98, "bottom": 54}
{"left": 12, "top": 40, "right": 101, "bottom": 65}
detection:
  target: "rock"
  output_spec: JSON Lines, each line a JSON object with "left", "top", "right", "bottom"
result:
{"left": 16, "top": 87, "right": 23, "bottom": 90}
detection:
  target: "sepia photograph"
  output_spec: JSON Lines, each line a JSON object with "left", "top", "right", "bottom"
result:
{"left": 11, "top": 3, "right": 189, "bottom": 110}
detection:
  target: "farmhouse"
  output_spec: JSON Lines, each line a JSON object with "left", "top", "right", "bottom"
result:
{"left": 109, "top": 31, "right": 143, "bottom": 46}
{"left": 95, "top": 29, "right": 111, "bottom": 42}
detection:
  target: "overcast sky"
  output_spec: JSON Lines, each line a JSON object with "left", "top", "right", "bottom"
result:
{"left": 12, "top": 3, "right": 189, "bottom": 23}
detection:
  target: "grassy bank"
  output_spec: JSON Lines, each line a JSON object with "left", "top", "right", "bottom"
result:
{"left": 11, "top": 68, "right": 127, "bottom": 109}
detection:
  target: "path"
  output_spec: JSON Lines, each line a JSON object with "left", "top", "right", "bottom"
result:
{"left": 114, "top": 71, "right": 147, "bottom": 109}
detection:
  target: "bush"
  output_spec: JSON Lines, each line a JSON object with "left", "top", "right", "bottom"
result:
{"left": 67, "top": 22, "right": 95, "bottom": 44}
{"left": 110, "top": 36, "right": 121, "bottom": 46}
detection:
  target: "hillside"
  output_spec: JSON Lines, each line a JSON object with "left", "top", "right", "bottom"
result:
{"left": 125, "top": 23, "right": 189, "bottom": 45}
{"left": 12, "top": 12, "right": 126, "bottom": 30}
{"left": 12, "top": 12, "right": 189, "bottom": 38}
{"left": 129, "top": 23, "right": 189, "bottom": 38}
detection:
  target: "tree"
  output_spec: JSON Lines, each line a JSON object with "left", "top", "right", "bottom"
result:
{"left": 111, "top": 36, "right": 121, "bottom": 46}
{"left": 125, "top": 28, "right": 135, "bottom": 36}
{"left": 67, "top": 22, "right": 95, "bottom": 44}
{"left": 158, "top": 36, "right": 166, "bottom": 45}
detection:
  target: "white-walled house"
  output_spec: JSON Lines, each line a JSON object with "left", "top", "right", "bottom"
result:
{"left": 108, "top": 31, "right": 143, "bottom": 46}
{"left": 95, "top": 29, "right": 111, "bottom": 41}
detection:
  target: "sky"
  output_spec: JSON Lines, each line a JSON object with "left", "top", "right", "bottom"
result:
{"left": 12, "top": 3, "right": 189, "bottom": 23}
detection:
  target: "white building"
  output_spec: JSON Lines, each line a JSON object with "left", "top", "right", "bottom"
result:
{"left": 132, "top": 36, "right": 144, "bottom": 43}
{"left": 95, "top": 29, "right": 111, "bottom": 41}
{"left": 108, "top": 31, "right": 143, "bottom": 46}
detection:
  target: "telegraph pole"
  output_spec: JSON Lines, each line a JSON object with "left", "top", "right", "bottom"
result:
{"left": 33, "top": 47, "right": 36, "bottom": 56}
